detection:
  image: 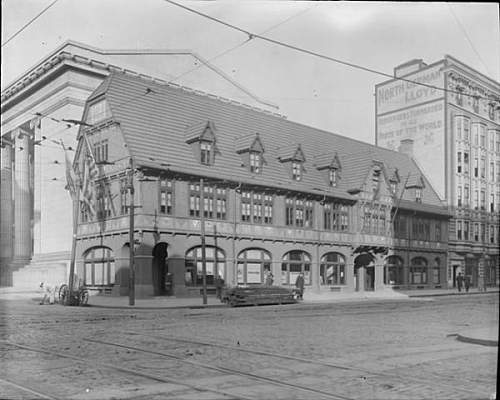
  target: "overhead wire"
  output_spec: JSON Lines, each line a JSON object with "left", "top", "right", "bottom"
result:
{"left": 167, "top": 4, "right": 318, "bottom": 85}
{"left": 162, "top": 0, "right": 497, "bottom": 102}
{"left": 2, "top": 0, "right": 60, "bottom": 48}
{"left": 447, "top": 4, "right": 493, "bottom": 78}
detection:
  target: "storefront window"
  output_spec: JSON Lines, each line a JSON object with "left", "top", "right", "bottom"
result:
{"left": 83, "top": 247, "right": 115, "bottom": 286}
{"left": 237, "top": 249, "right": 272, "bottom": 285}
{"left": 281, "top": 251, "right": 311, "bottom": 285}
{"left": 320, "top": 252, "right": 345, "bottom": 285}
{"left": 384, "top": 255, "right": 404, "bottom": 285}
{"left": 185, "top": 246, "right": 225, "bottom": 286}
{"left": 410, "top": 257, "right": 428, "bottom": 284}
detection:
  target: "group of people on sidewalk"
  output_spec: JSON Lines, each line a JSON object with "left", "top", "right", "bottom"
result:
{"left": 456, "top": 273, "right": 471, "bottom": 293}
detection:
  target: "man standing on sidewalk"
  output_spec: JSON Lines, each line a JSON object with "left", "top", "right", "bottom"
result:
{"left": 456, "top": 273, "right": 464, "bottom": 292}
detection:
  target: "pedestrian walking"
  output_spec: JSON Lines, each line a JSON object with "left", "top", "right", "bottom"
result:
{"left": 215, "top": 276, "right": 225, "bottom": 300}
{"left": 456, "top": 272, "right": 464, "bottom": 292}
{"left": 295, "top": 272, "right": 305, "bottom": 300}
{"left": 464, "top": 275, "right": 471, "bottom": 292}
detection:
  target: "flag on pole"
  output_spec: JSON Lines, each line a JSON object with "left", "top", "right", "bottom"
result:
{"left": 61, "top": 141, "right": 78, "bottom": 199}
{"left": 80, "top": 132, "right": 98, "bottom": 217}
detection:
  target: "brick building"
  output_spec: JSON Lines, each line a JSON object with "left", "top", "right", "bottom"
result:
{"left": 73, "top": 72, "right": 450, "bottom": 298}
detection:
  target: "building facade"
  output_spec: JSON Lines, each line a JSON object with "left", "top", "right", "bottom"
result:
{"left": 375, "top": 56, "right": 500, "bottom": 290}
{"left": 0, "top": 41, "right": 276, "bottom": 287}
{"left": 72, "top": 72, "right": 450, "bottom": 298}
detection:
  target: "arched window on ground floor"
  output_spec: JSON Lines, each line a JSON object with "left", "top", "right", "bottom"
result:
{"left": 410, "top": 257, "right": 428, "bottom": 284}
{"left": 320, "top": 252, "right": 345, "bottom": 285}
{"left": 281, "top": 250, "right": 311, "bottom": 286}
{"left": 83, "top": 247, "right": 115, "bottom": 286}
{"left": 384, "top": 255, "right": 404, "bottom": 285}
{"left": 185, "top": 246, "right": 225, "bottom": 286}
{"left": 237, "top": 248, "right": 272, "bottom": 285}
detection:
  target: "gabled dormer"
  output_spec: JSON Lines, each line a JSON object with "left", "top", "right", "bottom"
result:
{"left": 278, "top": 143, "right": 306, "bottom": 181}
{"left": 314, "top": 153, "right": 342, "bottom": 187}
{"left": 388, "top": 167, "right": 400, "bottom": 195}
{"left": 236, "top": 133, "right": 266, "bottom": 174}
{"left": 185, "top": 120, "right": 220, "bottom": 166}
{"left": 405, "top": 175, "right": 426, "bottom": 203}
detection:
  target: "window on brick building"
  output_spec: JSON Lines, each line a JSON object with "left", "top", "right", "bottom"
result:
{"left": 464, "top": 185, "right": 470, "bottom": 206}
{"left": 241, "top": 191, "right": 273, "bottom": 224}
{"left": 285, "top": 197, "right": 313, "bottom": 227}
{"left": 159, "top": 178, "right": 173, "bottom": 214}
{"left": 457, "top": 152, "right": 462, "bottom": 173}
{"left": 324, "top": 201, "right": 349, "bottom": 232}
{"left": 480, "top": 190, "right": 485, "bottom": 211}
{"left": 292, "top": 161, "right": 302, "bottom": 181}
{"left": 120, "top": 177, "right": 129, "bottom": 215}
{"left": 474, "top": 223, "right": 479, "bottom": 241}
{"left": 93, "top": 139, "right": 108, "bottom": 163}
{"left": 480, "top": 158, "right": 485, "bottom": 179}
{"left": 463, "top": 152, "right": 469, "bottom": 174}
{"left": 464, "top": 221, "right": 469, "bottom": 240}
{"left": 457, "top": 220, "right": 462, "bottom": 240}
{"left": 457, "top": 186, "right": 462, "bottom": 207}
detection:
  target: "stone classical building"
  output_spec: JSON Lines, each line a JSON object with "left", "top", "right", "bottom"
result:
{"left": 0, "top": 41, "right": 275, "bottom": 287}
{"left": 375, "top": 56, "right": 500, "bottom": 290}
{"left": 72, "top": 72, "right": 450, "bottom": 298}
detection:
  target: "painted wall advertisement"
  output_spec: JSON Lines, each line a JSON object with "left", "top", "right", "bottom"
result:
{"left": 376, "top": 63, "right": 444, "bottom": 115}
{"left": 377, "top": 100, "right": 445, "bottom": 199}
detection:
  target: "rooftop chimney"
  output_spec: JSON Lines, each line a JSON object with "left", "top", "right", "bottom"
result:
{"left": 394, "top": 59, "right": 427, "bottom": 77}
{"left": 399, "top": 138, "right": 414, "bottom": 157}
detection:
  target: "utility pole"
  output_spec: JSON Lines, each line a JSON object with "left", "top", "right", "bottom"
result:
{"left": 200, "top": 178, "right": 207, "bottom": 305}
{"left": 128, "top": 157, "right": 135, "bottom": 306}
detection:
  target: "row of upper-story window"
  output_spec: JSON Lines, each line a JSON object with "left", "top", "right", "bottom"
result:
{"left": 456, "top": 184, "right": 500, "bottom": 212}
{"left": 80, "top": 178, "right": 442, "bottom": 238}
{"left": 455, "top": 220, "right": 498, "bottom": 244}
{"left": 393, "top": 214, "right": 444, "bottom": 242}
{"left": 456, "top": 151, "right": 500, "bottom": 182}
{"left": 454, "top": 116, "right": 500, "bottom": 151}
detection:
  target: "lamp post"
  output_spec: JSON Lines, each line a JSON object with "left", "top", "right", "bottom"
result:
{"left": 128, "top": 158, "right": 135, "bottom": 306}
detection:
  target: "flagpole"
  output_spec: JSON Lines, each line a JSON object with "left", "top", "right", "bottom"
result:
{"left": 67, "top": 181, "right": 80, "bottom": 303}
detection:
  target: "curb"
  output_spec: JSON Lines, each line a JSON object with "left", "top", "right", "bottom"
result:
{"left": 456, "top": 334, "right": 498, "bottom": 347}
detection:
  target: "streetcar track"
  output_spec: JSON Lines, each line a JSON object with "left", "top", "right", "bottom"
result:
{"left": 84, "top": 337, "right": 354, "bottom": 400}
{"left": 0, "top": 376, "right": 60, "bottom": 400}
{"left": 123, "top": 330, "right": 492, "bottom": 397}
{"left": 1, "top": 340, "right": 252, "bottom": 400}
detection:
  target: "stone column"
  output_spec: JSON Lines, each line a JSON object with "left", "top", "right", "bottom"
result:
{"left": 357, "top": 267, "right": 365, "bottom": 292}
{"left": 1, "top": 138, "right": 14, "bottom": 263}
{"left": 374, "top": 254, "right": 385, "bottom": 291}
{"left": 345, "top": 253, "right": 355, "bottom": 292}
{"left": 13, "top": 129, "right": 32, "bottom": 263}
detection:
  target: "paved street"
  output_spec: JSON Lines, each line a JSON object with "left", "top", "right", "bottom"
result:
{"left": 0, "top": 293, "right": 498, "bottom": 400}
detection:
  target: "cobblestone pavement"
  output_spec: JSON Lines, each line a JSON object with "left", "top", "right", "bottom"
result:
{"left": 0, "top": 294, "right": 497, "bottom": 400}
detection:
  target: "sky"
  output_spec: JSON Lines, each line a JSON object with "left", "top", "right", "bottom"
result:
{"left": 2, "top": 0, "right": 499, "bottom": 145}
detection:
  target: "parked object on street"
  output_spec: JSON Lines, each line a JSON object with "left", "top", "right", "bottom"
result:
{"left": 221, "top": 285, "right": 297, "bottom": 307}
{"left": 58, "top": 283, "right": 89, "bottom": 306}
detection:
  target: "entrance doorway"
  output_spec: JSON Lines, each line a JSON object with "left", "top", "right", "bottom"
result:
{"left": 354, "top": 253, "right": 375, "bottom": 291}
{"left": 152, "top": 242, "right": 170, "bottom": 296}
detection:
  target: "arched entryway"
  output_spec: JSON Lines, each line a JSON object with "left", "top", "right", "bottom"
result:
{"left": 354, "top": 253, "right": 375, "bottom": 291}
{"left": 152, "top": 242, "right": 169, "bottom": 296}
{"left": 185, "top": 246, "right": 226, "bottom": 287}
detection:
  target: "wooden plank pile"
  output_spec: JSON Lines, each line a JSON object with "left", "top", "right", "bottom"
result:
{"left": 221, "top": 285, "right": 297, "bottom": 307}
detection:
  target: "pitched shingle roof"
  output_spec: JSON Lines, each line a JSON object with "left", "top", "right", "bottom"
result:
{"left": 94, "top": 72, "right": 446, "bottom": 212}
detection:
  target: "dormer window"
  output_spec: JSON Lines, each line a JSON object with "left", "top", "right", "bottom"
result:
{"left": 86, "top": 99, "right": 111, "bottom": 125}
{"left": 249, "top": 151, "right": 261, "bottom": 174}
{"left": 292, "top": 161, "right": 302, "bottom": 181}
{"left": 329, "top": 168, "right": 338, "bottom": 187}
{"left": 185, "top": 120, "right": 219, "bottom": 166}
{"left": 236, "top": 133, "right": 265, "bottom": 174}
{"left": 372, "top": 169, "right": 381, "bottom": 197}
{"left": 200, "top": 142, "right": 212, "bottom": 165}
{"left": 390, "top": 181, "right": 397, "bottom": 194}
{"left": 416, "top": 188, "right": 422, "bottom": 203}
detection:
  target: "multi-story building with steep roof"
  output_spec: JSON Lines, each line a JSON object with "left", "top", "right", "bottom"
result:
{"left": 72, "top": 72, "right": 450, "bottom": 298}
{"left": 375, "top": 56, "right": 500, "bottom": 291}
